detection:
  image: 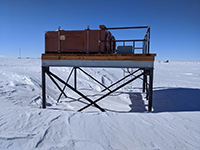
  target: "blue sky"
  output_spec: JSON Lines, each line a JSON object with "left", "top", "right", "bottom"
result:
{"left": 0, "top": 0, "right": 200, "bottom": 61}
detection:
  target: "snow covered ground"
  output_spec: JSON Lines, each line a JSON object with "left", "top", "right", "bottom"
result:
{"left": 0, "top": 57, "right": 200, "bottom": 150}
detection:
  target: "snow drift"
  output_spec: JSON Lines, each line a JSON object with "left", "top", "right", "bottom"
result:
{"left": 0, "top": 58, "right": 200, "bottom": 150}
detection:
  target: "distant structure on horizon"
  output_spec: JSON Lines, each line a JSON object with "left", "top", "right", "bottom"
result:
{"left": 18, "top": 48, "right": 21, "bottom": 59}
{"left": 164, "top": 60, "right": 169, "bottom": 63}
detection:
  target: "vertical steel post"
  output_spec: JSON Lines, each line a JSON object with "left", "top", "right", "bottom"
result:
{"left": 87, "top": 25, "right": 90, "bottom": 53}
{"left": 148, "top": 68, "right": 153, "bottom": 111}
{"left": 42, "top": 66, "right": 49, "bottom": 109}
{"left": 142, "top": 69, "right": 147, "bottom": 93}
{"left": 99, "top": 28, "right": 101, "bottom": 53}
{"left": 74, "top": 67, "right": 77, "bottom": 90}
{"left": 58, "top": 26, "right": 61, "bottom": 53}
{"left": 132, "top": 41, "right": 135, "bottom": 53}
{"left": 147, "top": 27, "right": 150, "bottom": 54}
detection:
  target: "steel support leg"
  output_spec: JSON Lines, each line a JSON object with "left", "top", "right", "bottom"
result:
{"left": 148, "top": 68, "right": 153, "bottom": 111}
{"left": 142, "top": 69, "right": 147, "bottom": 93}
{"left": 42, "top": 66, "right": 49, "bottom": 109}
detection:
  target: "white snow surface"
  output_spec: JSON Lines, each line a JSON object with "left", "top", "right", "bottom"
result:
{"left": 0, "top": 58, "right": 200, "bottom": 150}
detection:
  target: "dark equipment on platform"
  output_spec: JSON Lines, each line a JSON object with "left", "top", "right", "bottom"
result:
{"left": 45, "top": 25, "right": 116, "bottom": 54}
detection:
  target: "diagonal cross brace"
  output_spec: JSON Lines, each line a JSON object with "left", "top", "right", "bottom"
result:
{"left": 46, "top": 70, "right": 105, "bottom": 112}
{"left": 78, "top": 70, "right": 147, "bottom": 111}
{"left": 78, "top": 67, "right": 111, "bottom": 92}
{"left": 46, "top": 72, "right": 68, "bottom": 99}
{"left": 57, "top": 67, "right": 74, "bottom": 102}
{"left": 101, "top": 68, "right": 141, "bottom": 92}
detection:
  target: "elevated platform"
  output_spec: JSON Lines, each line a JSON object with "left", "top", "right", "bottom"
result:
{"left": 41, "top": 25, "right": 156, "bottom": 112}
{"left": 42, "top": 53, "right": 156, "bottom": 68}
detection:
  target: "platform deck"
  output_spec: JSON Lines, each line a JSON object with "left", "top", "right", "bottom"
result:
{"left": 42, "top": 53, "right": 156, "bottom": 61}
{"left": 42, "top": 53, "right": 156, "bottom": 68}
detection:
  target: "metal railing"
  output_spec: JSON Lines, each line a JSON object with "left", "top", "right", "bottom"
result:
{"left": 99, "top": 26, "right": 150, "bottom": 54}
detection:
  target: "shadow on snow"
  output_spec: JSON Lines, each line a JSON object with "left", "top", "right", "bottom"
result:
{"left": 47, "top": 87, "right": 200, "bottom": 113}
{"left": 106, "top": 87, "right": 200, "bottom": 113}
{"left": 152, "top": 88, "right": 200, "bottom": 112}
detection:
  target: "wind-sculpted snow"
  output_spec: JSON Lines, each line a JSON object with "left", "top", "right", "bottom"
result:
{"left": 0, "top": 58, "right": 200, "bottom": 150}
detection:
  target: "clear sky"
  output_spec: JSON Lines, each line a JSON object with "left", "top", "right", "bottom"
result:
{"left": 0, "top": 0, "right": 200, "bottom": 61}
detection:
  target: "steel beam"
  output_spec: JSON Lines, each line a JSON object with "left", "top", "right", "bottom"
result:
{"left": 42, "top": 60, "right": 154, "bottom": 68}
{"left": 46, "top": 72, "right": 68, "bottom": 99}
{"left": 46, "top": 70, "right": 105, "bottom": 112}
{"left": 148, "top": 68, "right": 153, "bottom": 111}
{"left": 42, "top": 66, "right": 154, "bottom": 112}
{"left": 78, "top": 70, "right": 147, "bottom": 111}
{"left": 78, "top": 67, "right": 111, "bottom": 92}
{"left": 57, "top": 67, "right": 74, "bottom": 102}
{"left": 101, "top": 68, "right": 141, "bottom": 92}
{"left": 103, "top": 26, "right": 149, "bottom": 30}
{"left": 101, "top": 39, "right": 146, "bottom": 42}
{"left": 42, "top": 66, "right": 49, "bottom": 109}
{"left": 148, "top": 27, "right": 150, "bottom": 54}
{"left": 142, "top": 69, "right": 147, "bottom": 93}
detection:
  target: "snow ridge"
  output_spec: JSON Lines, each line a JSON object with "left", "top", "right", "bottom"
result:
{"left": 0, "top": 58, "right": 200, "bottom": 150}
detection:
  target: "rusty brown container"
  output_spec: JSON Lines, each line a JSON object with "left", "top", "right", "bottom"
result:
{"left": 45, "top": 25, "right": 115, "bottom": 53}
{"left": 45, "top": 31, "right": 59, "bottom": 53}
